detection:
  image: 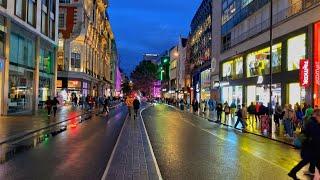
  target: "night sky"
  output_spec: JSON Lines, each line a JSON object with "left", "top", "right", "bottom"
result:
{"left": 108, "top": 0, "right": 202, "bottom": 75}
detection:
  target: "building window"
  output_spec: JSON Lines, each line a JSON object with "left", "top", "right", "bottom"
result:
{"left": 58, "top": 12, "right": 66, "bottom": 29}
{"left": 41, "top": 11, "right": 48, "bottom": 35}
{"left": 287, "top": 33, "right": 306, "bottom": 71}
{"left": 15, "top": 0, "right": 26, "bottom": 20}
{"left": 222, "top": 57, "right": 243, "bottom": 79}
{"left": 40, "top": 49, "right": 53, "bottom": 73}
{"left": 10, "top": 33, "right": 35, "bottom": 68}
{"left": 59, "top": 0, "right": 70, "bottom": 3}
{"left": 71, "top": 52, "right": 81, "bottom": 69}
{"left": 222, "top": 61, "right": 233, "bottom": 78}
{"left": 49, "top": 18, "right": 55, "bottom": 39}
{"left": 0, "top": 0, "right": 7, "bottom": 8}
{"left": 27, "top": 0, "right": 36, "bottom": 26}
{"left": 49, "top": 0, "right": 55, "bottom": 13}
{"left": 246, "top": 43, "right": 282, "bottom": 77}
{"left": 0, "top": 16, "right": 5, "bottom": 57}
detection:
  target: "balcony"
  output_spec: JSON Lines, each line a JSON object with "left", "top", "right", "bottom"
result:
{"left": 222, "top": 0, "right": 320, "bottom": 52}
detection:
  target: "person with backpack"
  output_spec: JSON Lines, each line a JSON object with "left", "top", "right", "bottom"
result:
{"left": 224, "top": 102, "right": 230, "bottom": 123}
{"left": 216, "top": 103, "right": 223, "bottom": 124}
{"left": 133, "top": 98, "right": 140, "bottom": 119}
{"left": 284, "top": 104, "right": 296, "bottom": 138}
{"left": 247, "top": 102, "right": 256, "bottom": 126}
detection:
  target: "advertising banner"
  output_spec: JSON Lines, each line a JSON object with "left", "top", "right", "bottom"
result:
{"left": 314, "top": 22, "right": 320, "bottom": 106}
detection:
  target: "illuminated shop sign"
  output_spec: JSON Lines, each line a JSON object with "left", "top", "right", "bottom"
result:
{"left": 300, "top": 59, "right": 310, "bottom": 88}
{"left": 314, "top": 22, "right": 320, "bottom": 105}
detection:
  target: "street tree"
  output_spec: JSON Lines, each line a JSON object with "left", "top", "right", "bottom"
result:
{"left": 131, "top": 60, "right": 157, "bottom": 96}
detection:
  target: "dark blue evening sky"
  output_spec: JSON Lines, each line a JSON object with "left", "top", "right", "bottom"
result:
{"left": 109, "top": 0, "right": 202, "bottom": 75}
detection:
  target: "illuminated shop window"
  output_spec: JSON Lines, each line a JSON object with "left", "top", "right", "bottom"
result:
{"left": 287, "top": 34, "right": 306, "bottom": 71}
{"left": 222, "top": 57, "right": 243, "bottom": 79}
{"left": 246, "top": 43, "right": 282, "bottom": 77}
{"left": 222, "top": 61, "right": 233, "bottom": 78}
{"left": 288, "top": 83, "right": 305, "bottom": 105}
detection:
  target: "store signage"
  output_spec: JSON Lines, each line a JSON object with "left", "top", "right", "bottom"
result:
{"left": 300, "top": 59, "right": 311, "bottom": 87}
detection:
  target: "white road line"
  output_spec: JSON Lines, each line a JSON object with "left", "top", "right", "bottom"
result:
{"left": 140, "top": 106, "right": 163, "bottom": 180}
{"left": 168, "top": 104, "right": 288, "bottom": 172}
{"left": 101, "top": 114, "right": 129, "bottom": 180}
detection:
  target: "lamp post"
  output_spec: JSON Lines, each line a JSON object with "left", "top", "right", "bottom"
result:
{"left": 269, "top": 0, "right": 273, "bottom": 134}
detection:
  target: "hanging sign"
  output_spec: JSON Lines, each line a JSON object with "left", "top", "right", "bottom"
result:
{"left": 300, "top": 59, "right": 311, "bottom": 87}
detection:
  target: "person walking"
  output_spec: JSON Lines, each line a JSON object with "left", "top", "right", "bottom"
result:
{"left": 283, "top": 104, "right": 296, "bottom": 138}
{"left": 45, "top": 96, "right": 52, "bottom": 117}
{"left": 255, "top": 102, "right": 261, "bottom": 122}
{"left": 234, "top": 105, "right": 246, "bottom": 131}
{"left": 192, "top": 99, "right": 199, "bottom": 113}
{"left": 296, "top": 104, "right": 304, "bottom": 131}
{"left": 224, "top": 102, "right": 230, "bottom": 123}
{"left": 274, "top": 102, "right": 283, "bottom": 128}
{"left": 133, "top": 98, "right": 140, "bottom": 119}
{"left": 52, "top": 97, "right": 59, "bottom": 117}
{"left": 288, "top": 109, "right": 320, "bottom": 179}
{"left": 216, "top": 103, "right": 223, "bottom": 123}
{"left": 230, "top": 101, "right": 236, "bottom": 118}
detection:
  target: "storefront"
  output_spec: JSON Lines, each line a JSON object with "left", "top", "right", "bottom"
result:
{"left": 314, "top": 21, "right": 320, "bottom": 106}
{"left": 220, "top": 29, "right": 310, "bottom": 107}
{"left": 221, "top": 85, "right": 243, "bottom": 106}
{"left": 200, "top": 68, "right": 211, "bottom": 101}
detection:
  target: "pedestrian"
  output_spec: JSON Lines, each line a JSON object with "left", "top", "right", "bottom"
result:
{"left": 224, "top": 102, "right": 230, "bottom": 123}
{"left": 192, "top": 99, "right": 199, "bottom": 113}
{"left": 255, "top": 102, "right": 261, "bottom": 122}
{"left": 303, "top": 105, "right": 314, "bottom": 130}
{"left": 52, "top": 97, "right": 59, "bottom": 117}
{"left": 216, "top": 103, "right": 223, "bottom": 123}
{"left": 288, "top": 109, "right": 320, "bottom": 179}
{"left": 247, "top": 102, "right": 256, "bottom": 126}
{"left": 126, "top": 95, "right": 134, "bottom": 117}
{"left": 104, "top": 96, "right": 110, "bottom": 114}
{"left": 274, "top": 102, "right": 282, "bottom": 128}
{"left": 133, "top": 97, "right": 140, "bottom": 119}
{"left": 242, "top": 104, "right": 248, "bottom": 127}
{"left": 45, "top": 96, "right": 52, "bottom": 117}
{"left": 234, "top": 104, "right": 246, "bottom": 131}
{"left": 230, "top": 101, "right": 236, "bottom": 118}
{"left": 296, "top": 104, "right": 304, "bottom": 131}
{"left": 283, "top": 104, "right": 296, "bottom": 138}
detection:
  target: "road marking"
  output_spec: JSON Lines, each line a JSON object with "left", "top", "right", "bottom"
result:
{"left": 168, "top": 105, "right": 289, "bottom": 172}
{"left": 140, "top": 106, "right": 163, "bottom": 180}
{"left": 101, "top": 114, "right": 128, "bottom": 180}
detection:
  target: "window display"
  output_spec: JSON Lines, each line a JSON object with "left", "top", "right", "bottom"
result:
{"left": 288, "top": 34, "right": 306, "bottom": 71}
{"left": 246, "top": 43, "right": 282, "bottom": 77}
{"left": 200, "top": 69, "right": 211, "bottom": 100}
{"left": 39, "top": 74, "right": 52, "bottom": 102}
{"left": 222, "top": 57, "right": 243, "bottom": 79}
{"left": 288, "top": 83, "right": 305, "bottom": 105}
{"left": 222, "top": 61, "right": 233, "bottom": 78}
{"left": 246, "top": 84, "right": 281, "bottom": 107}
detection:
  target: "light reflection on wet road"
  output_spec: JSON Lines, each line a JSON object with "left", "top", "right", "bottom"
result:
{"left": 0, "top": 106, "right": 127, "bottom": 180}
{"left": 142, "top": 104, "right": 305, "bottom": 180}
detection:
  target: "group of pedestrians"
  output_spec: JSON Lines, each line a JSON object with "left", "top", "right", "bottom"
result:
{"left": 45, "top": 96, "right": 59, "bottom": 117}
{"left": 125, "top": 95, "right": 140, "bottom": 119}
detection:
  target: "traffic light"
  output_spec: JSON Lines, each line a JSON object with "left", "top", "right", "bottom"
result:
{"left": 161, "top": 56, "right": 170, "bottom": 64}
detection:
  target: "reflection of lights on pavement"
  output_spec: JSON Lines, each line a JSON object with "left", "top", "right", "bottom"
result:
{"left": 71, "top": 123, "right": 77, "bottom": 128}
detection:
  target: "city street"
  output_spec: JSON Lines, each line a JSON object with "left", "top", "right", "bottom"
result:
{"left": 0, "top": 105, "right": 127, "bottom": 180}
{"left": 142, "top": 104, "right": 308, "bottom": 180}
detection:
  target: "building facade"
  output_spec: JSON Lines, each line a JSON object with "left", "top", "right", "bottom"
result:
{"left": 190, "top": 0, "right": 212, "bottom": 102}
{"left": 57, "top": 0, "right": 116, "bottom": 102}
{"left": 0, "top": 0, "right": 59, "bottom": 115}
{"left": 219, "top": 0, "right": 320, "bottom": 107}
{"left": 177, "top": 37, "right": 188, "bottom": 100}
{"left": 169, "top": 46, "right": 179, "bottom": 99}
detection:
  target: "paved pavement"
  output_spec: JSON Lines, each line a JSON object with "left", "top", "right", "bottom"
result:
{"left": 105, "top": 105, "right": 160, "bottom": 180}
{"left": 0, "top": 102, "right": 122, "bottom": 144}
{"left": 0, "top": 104, "right": 127, "bottom": 180}
{"left": 172, "top": 103, "right": 296, "bottom": 145}
{"left": 0, "top": 106, "right": 86, "bottom": 143}
{"left": 142, "top": 104, "right": 309, "bottom": 180}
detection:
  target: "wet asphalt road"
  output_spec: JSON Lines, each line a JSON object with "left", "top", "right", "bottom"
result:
{"left": 142, "top": 104, "right": 306, "bottom": 180}
{"left": 0, "top": 105, "right": 128, "bottom": 180}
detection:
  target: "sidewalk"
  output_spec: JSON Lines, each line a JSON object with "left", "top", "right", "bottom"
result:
{"left": 104, "top": 107, "right": 160, "bottom": 180}
{"left": 0, "top": 106, "right": 87, "bottom": 143}
{"left": 170, "top": 103, "right": 296, "bottom": 145}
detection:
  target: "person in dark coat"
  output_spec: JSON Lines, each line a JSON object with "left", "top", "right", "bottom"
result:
{"left": 288, "top": 109, "right": 320, "bottom": 179}
{"left": 52, "top": 97, "right": 59, "bottom": 117}
{"left": 216, "top": 103, "right": 223, "bottom": 123}
{"left": 192, "top": 100, "right": 199, "bottom": 113}
{"left": 133, "top": 98, "right": 140, "bottom": 119}
{"left": 45, "top": 96, "right": 52, "bottom": 117}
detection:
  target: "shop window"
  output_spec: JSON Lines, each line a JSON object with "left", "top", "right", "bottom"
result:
{"left": 9, "top": 34, "right": 34, "bottom": 68}
{"left": 71, "top": 52, "right": 81, "bottom": 69}
{"left": 15, "top": 0, "right": 26, "bottom": 20}
{"left": 222, "top": 61, "right": 233, "bottom": 78}
{"left": 247, "top": 84, "right": 281, "bottom": 106}
{"left": 287, "top": 34, "right": 306, "bottom": 71}
{"left": 40, "top": 49, "right": 53, "bottom": 73}
{"left": 246, "top": 43, "right": 282, "bottom": 77}
{"left": 221, "top": 86, "right": 243, "bottom": 106}
{"left": 0, "top": 0, "right": 7, "bottom": 8}
{"left": 288, "top": 83, "right": 305, "bottom": 106}
{"left": 27, "top": 0, "right": 36, "bottom": 26}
